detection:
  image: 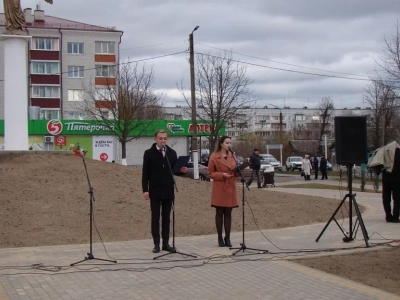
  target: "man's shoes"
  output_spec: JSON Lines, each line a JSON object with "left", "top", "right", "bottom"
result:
{"left": 152, "top": 245, "right": 160, "bottom": 253}
{"left": 162, "top": 243, "right": 175, "bottom": 252}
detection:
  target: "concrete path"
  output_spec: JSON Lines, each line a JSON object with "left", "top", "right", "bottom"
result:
{"left": 0, "top": 184, "right": 399, "bottom": 299}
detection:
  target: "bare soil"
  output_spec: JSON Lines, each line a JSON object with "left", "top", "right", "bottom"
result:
{"left": 0, "top": 153, "right": 399, "bottom": 296}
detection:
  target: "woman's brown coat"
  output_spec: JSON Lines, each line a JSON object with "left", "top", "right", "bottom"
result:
{"left": 207, "top": 151, "right": 239, "bottom": 208}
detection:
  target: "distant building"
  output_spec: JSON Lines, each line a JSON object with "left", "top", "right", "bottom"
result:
{"left": 0, "top": 7, "right": 123, "bottom": 120}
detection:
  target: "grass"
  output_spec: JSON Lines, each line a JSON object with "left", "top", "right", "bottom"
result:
{"left": 280, "top": 183, "right": 377, "bottom": 193}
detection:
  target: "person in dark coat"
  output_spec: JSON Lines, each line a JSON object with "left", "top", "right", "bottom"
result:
{"left": 320, "top": 154, "right": 328, "bottom": 180}
{"left": 247, "top": 148, "right": 262, "bottom": 188}
{"left": 312, "top": 155, "right": 319, "bottom": 180}
{"left": 142, "top": 130, "right": 187, "bottom": 253}
{"left": 382, "top": 147, "right": 400, "bottom": 223}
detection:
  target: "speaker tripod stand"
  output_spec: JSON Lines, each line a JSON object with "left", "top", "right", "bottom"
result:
{"left": 70, "top": 154, "right": 117, "bottom": 266}
{"left": 316, "top": 164, "right": 369, "bottom": 247}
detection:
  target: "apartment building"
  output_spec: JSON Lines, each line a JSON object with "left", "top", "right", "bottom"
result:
{"left": 163, "top": 105, "right": 372, "bottom": 139}
{"left": 0, "top": 7, "right": 123, "bottom": 120}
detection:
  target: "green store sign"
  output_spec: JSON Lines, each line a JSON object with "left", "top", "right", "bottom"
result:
{"left": 0, "top": 120, "right": 225, "bottom": 137}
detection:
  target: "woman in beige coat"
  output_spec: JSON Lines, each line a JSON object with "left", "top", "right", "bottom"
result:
{"left": 207, "top": 136, "right": 239, "bottom": 247}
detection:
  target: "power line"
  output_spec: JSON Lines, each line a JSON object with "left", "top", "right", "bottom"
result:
{"left": 194, "top": 51, "right": 385, "bottom": 82}
{"left": 196, "top": 42, "right": 372, "bottom": 79}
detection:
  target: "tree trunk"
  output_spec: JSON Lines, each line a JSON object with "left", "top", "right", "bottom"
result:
{"left": 121, "top": 140, "right": 127, "bottom": 166}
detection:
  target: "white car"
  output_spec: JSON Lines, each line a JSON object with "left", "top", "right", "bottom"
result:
{"left": 260, "top": 158, "right": 274, "bottom": 173}
{"left": 263, "top": 157, "right": 282, "bottom": 171}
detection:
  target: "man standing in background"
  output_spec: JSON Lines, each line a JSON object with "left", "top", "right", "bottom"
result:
{"left": 247, "top": 148, "right": 262, "bottom": 188}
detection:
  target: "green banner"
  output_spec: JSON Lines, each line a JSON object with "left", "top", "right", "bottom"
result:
{"left": 0, "top": 119, "right": 225, "bottom": 137}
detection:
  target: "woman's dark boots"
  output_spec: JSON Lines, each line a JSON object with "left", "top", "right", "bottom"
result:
{"left": 216, "top": 212, "right": 225, "bottom": 247}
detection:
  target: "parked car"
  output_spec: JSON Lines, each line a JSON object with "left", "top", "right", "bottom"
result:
{"left": 310, "top": 157, "right": 333, "bottom": 171}
{"left": 260, "top": 158, "right": 275, "bottom": 173}
{"left": 262, "top": 157, "right": 282, "bottom": 171}
{"left": 285, "top": 156, "right": 303, "bottom": 171}
{"left": 259, "top": 154, "right": 275, "bottom": 160}
{"left": 185, "top": 162, "right": 210, "bottom": 181}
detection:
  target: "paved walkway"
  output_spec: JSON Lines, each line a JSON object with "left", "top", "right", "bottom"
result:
{"left": 0, "top": 182, "right": 399, "bottom": 299}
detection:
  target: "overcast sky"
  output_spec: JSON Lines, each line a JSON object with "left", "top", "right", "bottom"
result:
{"left": 14, "top": 0, "right": 400, "bottom": 109}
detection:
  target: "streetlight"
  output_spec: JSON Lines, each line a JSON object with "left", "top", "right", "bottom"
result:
{"left": 189, "top": 26, "right": 199, "bottom": 180}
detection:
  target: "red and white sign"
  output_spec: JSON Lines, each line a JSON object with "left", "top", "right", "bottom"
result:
{"left": 92, "top": 136, "right": 113, "bottom": 162}
{"left": 99, "top": 153, "right": 108, "bottom": 161}
{"left": 47, "top": 120, "right": 63, "bottom": 135}
{"left": 55, "top": 136, "right": 67, "bottom": 146}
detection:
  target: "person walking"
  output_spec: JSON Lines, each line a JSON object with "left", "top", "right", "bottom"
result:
{"left": 312, "top": 155, "right": 319, "bottom": 180}
{"left": 320, "top": 154, "right": 328, "bottom": 180}
{"left": 247, "top": 148, "right": 262, "bottom": 188}
{"left": 302, "top": 154, "right": 312, "bottom": 181}
{"left": 207, "top": 136, "right": 239, "bottom": 247}
{"left": 142, "top": 130, "right": 187, "bottom": 253}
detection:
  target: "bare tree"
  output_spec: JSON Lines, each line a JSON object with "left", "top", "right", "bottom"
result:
{"left": 380, "top": 21, "right": 400, "bottom": 91}
{"left": 81, "top": 63, "right": 163, "bottom": 165}
{"left": 180, "top": 51, "right": 255, "bottom": 152}
{"left": 364, "top": 79, "right": 398, "bottom": 147}
{"left": 315, "top": 97, "right": 334, "bottom": 154}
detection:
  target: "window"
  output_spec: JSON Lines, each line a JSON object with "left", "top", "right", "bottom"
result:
{"left": 66, "top": 112, "right": 86, "bottom": 119}
{"left": 295, "top": 114, "right": 305, "bottom": 121}
{"left": 95, "top": 41, "right": 115, "bottom": 54}
{"left": 95, "top": 65, "right": 115, "bottom": 77}
{"left": 68, "top": 89, "right": 84, "bottom": 101}
{"left": 40, "top": 109, "right": 60, "bottom": 120}
{"left": 96, "top": 88, "right": 113, "bottom": 100}
{"left": 67, "top": 42, "right": 84, "bottom": 54}
{"left": 68, "top": 66, "right": 84, "bottom": 78}
{"left": 32, "top": 86, "right": 60, "bottom": 98}
{"left": 33, "top": 38, "right": 59, "bottom": 50}
{"left": 31, "top": 62, "right": 59, "bottom": 75}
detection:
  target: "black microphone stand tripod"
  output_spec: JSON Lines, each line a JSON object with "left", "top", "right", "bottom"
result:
{"left": 70, "top": 153, "right": 117, "bottom": 266}
{"left": 229, "top": 150, "right": 269, "bottom": 256}
{"left": 154, "top": 146, "right": 197, "bottom": 260}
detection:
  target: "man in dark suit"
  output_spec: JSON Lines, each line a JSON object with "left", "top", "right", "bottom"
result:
{"left": 142, "top": 130, "right": 187, "bottom": 253}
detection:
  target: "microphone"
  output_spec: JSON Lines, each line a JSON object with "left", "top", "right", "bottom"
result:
{"left": 228, "top": 147, "right": 235, "bottom": 155}
{"left": 162, "top": 144, "right": 167, "bottom": 152}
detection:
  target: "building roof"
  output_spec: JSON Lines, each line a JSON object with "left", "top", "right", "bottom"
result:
{"left": 0, "top": 13, "right": 122, "bottom": 33}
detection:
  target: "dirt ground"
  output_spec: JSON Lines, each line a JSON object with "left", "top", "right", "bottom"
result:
{"left": 0, "top": 153, "right": 399, "bottom": 296}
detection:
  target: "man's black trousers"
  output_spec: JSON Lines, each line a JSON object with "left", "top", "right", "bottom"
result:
{"left": 150, "top": 198, "right": 173, "bottom": 246}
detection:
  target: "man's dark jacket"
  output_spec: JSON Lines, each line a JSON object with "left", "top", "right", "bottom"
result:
{"left": 312, "top": 156, "right": 319, "bottom": 170}
{"left": 320, "top": 157, "right": 327, "bottom": 170}
{"left": 142, "top": 143, "right": 178, "bottom": 200}
{"left": 249, "top": 153, "right": 261, "bottom": 170}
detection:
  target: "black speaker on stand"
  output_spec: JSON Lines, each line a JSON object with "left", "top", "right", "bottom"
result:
{"left": 316, "top": 116, "right": 369, "bottom": 247}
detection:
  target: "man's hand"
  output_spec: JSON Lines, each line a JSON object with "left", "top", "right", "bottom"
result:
{"left": 143, "top": 192, "right": 150, "bottom": 200}
{"left": 180, "top": 166, "right": 188, "bottom": 174}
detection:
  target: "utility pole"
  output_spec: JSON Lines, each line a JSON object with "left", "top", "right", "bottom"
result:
{"left": 189, "top": 26, "right": 199, "bottom": 180}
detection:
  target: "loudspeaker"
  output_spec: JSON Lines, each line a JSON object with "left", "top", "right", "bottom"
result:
{"left": 335, "top": 116, "right": 367, "bottom": 165}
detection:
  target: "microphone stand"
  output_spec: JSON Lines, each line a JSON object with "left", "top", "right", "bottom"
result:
{"left": 229, "top": 150, "right": 269, "bottom": 256}
{"left": 70, "top": 152, "right": 117, "bottom": 266}
{"left": 154, "top": 146, "right": 197, "bottom": 260}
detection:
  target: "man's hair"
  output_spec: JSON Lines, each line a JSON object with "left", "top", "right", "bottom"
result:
{"left": 154, "top": 129, "right": 168, "bottom": 137}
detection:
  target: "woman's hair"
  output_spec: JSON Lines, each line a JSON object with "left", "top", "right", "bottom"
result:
{"left": 215, "top": 135, "right": 231, "bottom": 152}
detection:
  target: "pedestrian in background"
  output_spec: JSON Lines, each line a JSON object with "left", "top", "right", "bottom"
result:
{"left": 312, "top": 155, "right": 319, "bottom": 180}
{"left": 320, "top": 154, "right": 328, "bottom": 180}
{"left": 247, "top": 148, "right": 262, "bottom": 188}
{"left": 302, "top": 154, "right": 312, "bottom": 181}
